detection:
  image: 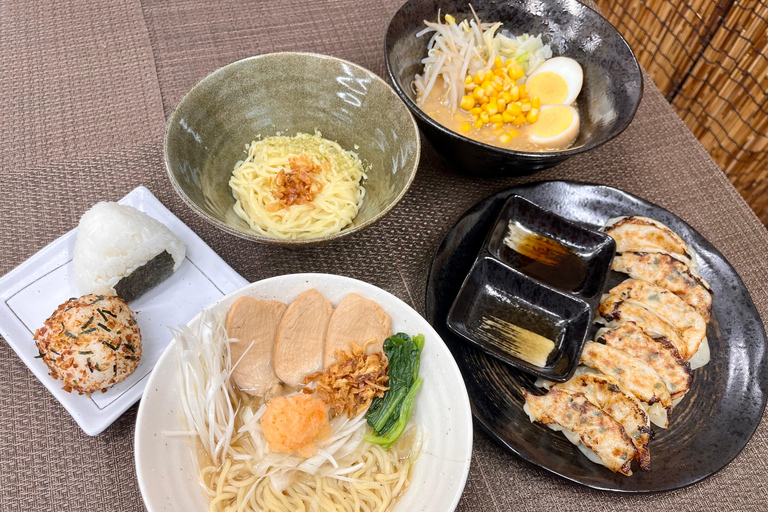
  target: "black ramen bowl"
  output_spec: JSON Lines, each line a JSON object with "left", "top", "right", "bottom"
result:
{"left": 385, "top": 0, "right": 643, "bottom": 176}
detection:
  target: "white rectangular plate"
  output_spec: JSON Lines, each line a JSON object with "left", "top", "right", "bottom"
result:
{"left": 0, "top": 186, "right": 248, "bottom": 435}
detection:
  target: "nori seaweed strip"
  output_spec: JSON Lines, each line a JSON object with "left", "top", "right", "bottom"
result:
{"left": 79, "top": 350, "right": 94, "bottom": 355}
{"left": 97, "top": 323, "right": 111, "bottom": 332}
{"left": 81, "top": 316, "right": 94, "bottom": 330}
{"left": 63, "top": 330, "right": 78, "bottom": 339}
{"left": 101, "top": 309, "right": 117, "bottom": 318}
{"left": 124, "top": 343, "right": 136, "bottom": 353}
{"left": 102, "top": 341, "right": 118, "bottom": 350}
{"left": 124, "top": 355, "right": 137, "bottom": 360}
{"left": 114, "top": 250, "right": 175, "bottom": 302}
{"left": 97, "top": 309, "right": 108, "bottom": 322}
{"left": 81, "top": 328, "right": 97, "bottom": 334}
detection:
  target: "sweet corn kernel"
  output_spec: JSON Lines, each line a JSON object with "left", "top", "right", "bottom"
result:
{"left": 497, "top": 98, "right": 506, "bottom": 110}
{"left": 521, "top": 103, "right": 531, "bottom": 112}
{"left": 519, "top": 84, "right": 527, "bottom": 98}
{"left": 507, "top": 103, "right": 522, "bottom": 116}
{"left": 494, "top": 56, "right": 504, "bottom": 69}
{"left": 470, "top": 107, "right": 482, "bottom": 115}
{"left": 494, "top": 122, "right": 504, "bottom": 129}
{"left": 480, "top": 112, "right": 490, "bottom": 123}
{"left": 502, "top": 92, "right": 513, "bottom": 103}
{"left": 510, "top": 86, "right": 520, "bottom": 102}
{"left": 488, "top": 103, "right": 498, "bottom": 115}
{"left": 489, "top": 113, "right": 503, "bottom": 124}
{"left": 509, "top": 129, "right": 520, "bottom": 137}
{"left": 465, "top": 75, "right": 474, "bottom": 85}
{"left": 499, "top": 133, "right": 513, "bottom": 143}
{"left": 513, "top": 115, "right": 526, "bottom": 126}
{"left": 445, "top": 14, "right": 456, "bottom": 24}
{"left": 460, "top": 95, "right": 476, "bottom": 111}
{"left": 502, "top": 111, "right": 515, "bottom": 123}
{"left": 473, "top": 88, "right": 485, "bottom": 101}
{"left": 510, "top": 66, "right": 524, "bottom": 80}
{"left": 481, "top": 103, "right": 489, "bottom": 112}
{"left": 474, "top": 119, "right": 484, "bottom": 128}
{"left": 526, "top": 108, "right": 539, "bottom": 123}
{"left": 460, "top": 122, "right": 471, "bottom": 132}
{"left": 484, "top": 84, "right": 495, "bottom": 96}
{"left": 474, "top": 71, "right": 485, "bottom": 85}
{"left": 494, "top": 68, "right": 505, "bottom": 77}
{"left": 531, "top": 97, "right": 540, "bottom": 109}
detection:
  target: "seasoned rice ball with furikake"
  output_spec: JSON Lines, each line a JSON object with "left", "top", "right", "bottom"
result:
{"left": 33, "top": 294, "right": 142, "bottom": 395}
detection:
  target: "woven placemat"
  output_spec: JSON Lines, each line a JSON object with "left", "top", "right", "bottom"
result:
{"left": 1, "top": 0, "right": 767, "bottom": 510}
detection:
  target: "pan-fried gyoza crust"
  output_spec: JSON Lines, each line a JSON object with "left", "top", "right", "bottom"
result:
{"left": 605, "top": 216, "right": 693, "bottom": 263}
{"left": 600, "top": 322, "right": 692, "bottom": 401}
{"left": 608, "top": 280, "right": 706, "bottom": 360}
{"left": 580, "top": 342, "right": 672, "bottom": 410}
{"left": 522, "top": 389, "right": 638, "bottom": 475}
{"left": 612, "top": 252, "right": 712, "bottom": 322}
{"left": 599, "top": 295, "right": 688, "bottom": 362}
{"left": 553, "top": 374, "right": 652, "bottom": 471}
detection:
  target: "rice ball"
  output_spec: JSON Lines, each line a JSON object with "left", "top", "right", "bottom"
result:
{"left": 33, "top": 294, "right": 142, "bottom": 395}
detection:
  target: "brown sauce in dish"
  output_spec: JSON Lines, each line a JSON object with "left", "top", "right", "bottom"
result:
{"left": 478, "top": 315, "right": 555, "bottom": 367}
{"left": 502, "top": 222, "right": 586, "bottom": 292}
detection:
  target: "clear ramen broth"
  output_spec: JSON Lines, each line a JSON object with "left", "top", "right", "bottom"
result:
{"left": 194, "top": 386, "right": 421, "bottom": 512}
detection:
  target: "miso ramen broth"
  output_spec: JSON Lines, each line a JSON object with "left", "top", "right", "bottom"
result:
{"left": 413, "top": 9, "right": 584, "bottom": 152}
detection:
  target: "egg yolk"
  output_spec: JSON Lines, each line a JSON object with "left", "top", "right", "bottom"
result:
{"left": 531, "top": 106, "right": 574, "bottom": 139}
{"left": 527, "top": 71, "right": 569, "bottom": 106}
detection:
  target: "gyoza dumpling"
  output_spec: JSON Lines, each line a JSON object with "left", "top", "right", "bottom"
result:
{"left": 608, "top": 280, "right": 707, "bottom": 360}
{"left": 522, "top": 388, "right": 638, "bottom": 475}
{"left": 605, "top": 216, "right": 696, "bottom": 269}
{"left": 581, "top": 341, "right": 672, "bottom": 428}
{"left": 553, "top": 373, "right": 652, "bottom": 470}
{"left": 598, "top": 295, "right": 687, "bottom": 358}
{"left": 612, "top": 251, "right": 713, "bottom": 322}
{"left": 598, "top": 322, "right": 692, "bottom": 400}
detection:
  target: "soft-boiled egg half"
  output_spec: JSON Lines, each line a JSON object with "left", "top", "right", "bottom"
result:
{"left": 525, "top": 57, "right": 583, "bottom": 107}
{"left": 528, "top": 105, "right": 580, "bottom": 149}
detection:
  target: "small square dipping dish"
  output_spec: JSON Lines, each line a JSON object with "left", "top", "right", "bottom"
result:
{"left": 447, "top": 257, "right": 592, "bottom": 382}
{"left": 446, "top": 195, "right": 615, "bottom": 382}
{"left": 487, "top": 195, "right": 615, "bottom": 311}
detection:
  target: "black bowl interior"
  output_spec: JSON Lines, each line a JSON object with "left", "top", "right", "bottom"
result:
{"left": 385, "top": 0, "right": 643, "bottom": 160}
{"left": 447, "top": 256, "right": 592, "bottom": 381}
{"left": 486, "top": 195, "right": 615, "bottom": 304}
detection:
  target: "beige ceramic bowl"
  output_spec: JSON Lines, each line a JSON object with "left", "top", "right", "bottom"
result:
{"left": 164, "top": 52, "right": 421, "bottom": 245}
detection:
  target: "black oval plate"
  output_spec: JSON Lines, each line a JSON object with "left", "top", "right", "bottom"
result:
{"left": 426, "top": 181, "right": 768, "bottom": 492}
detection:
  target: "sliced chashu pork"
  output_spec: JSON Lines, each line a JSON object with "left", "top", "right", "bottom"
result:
{"left": 324, "top": 293, "right": 392, "bottom": 368}
{"left": 274, "top": 289, "right": 333, "bottom": 387}
{"left": 225, "top": 297, "right": 287, "bottom": 397}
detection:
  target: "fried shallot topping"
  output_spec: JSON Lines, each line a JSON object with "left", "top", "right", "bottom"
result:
{"left": 303, "top": 341, "right": 389, "bottom": 418}
{"left": 267, "top": 154, "right": 329, "bottom": 211}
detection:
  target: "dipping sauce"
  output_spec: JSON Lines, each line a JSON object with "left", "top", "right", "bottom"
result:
{"left": 502, "top": 221, "right": 586, "bottom": 292}
{"left": 478, "top": 315, "right": 555, "bottom": 367}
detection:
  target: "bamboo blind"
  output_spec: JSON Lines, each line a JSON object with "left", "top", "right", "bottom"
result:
{"left": 594, "top": 0, "right": 768, "bottom": 224}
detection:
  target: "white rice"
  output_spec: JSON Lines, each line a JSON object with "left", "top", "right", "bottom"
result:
{"left": 73, "top": 202, "right": 186, "bottom": 297}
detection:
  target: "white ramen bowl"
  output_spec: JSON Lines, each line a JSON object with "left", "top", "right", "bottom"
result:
{"left": 134, "top": 273, "right": 473, "bottom": 512}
